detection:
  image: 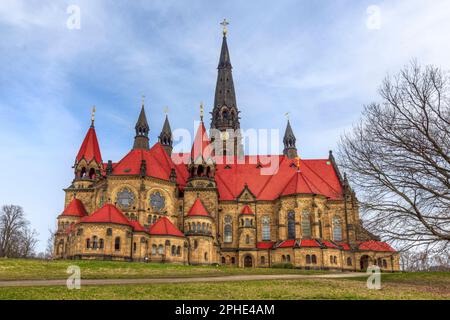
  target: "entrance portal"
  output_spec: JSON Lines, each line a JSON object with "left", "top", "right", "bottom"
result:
{"left": 244, "top": 255, "right": 253, "bottom": 268}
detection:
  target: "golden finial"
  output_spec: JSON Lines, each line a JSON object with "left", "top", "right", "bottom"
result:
{"left": 200, "top": 102, "right": 204, "bottom": 121}
{"left": 220, "top": 18, "right": 229, "bottom": 36}
{"left": 141, "top": 95, "right": 145, "bottom": 107}
{"left": 163, "top": 106, "right": 169, "bottom": 114}
{"left": 285, "top": 112, "right": 290, "bottom": 121}
{"left": 91, "top": 105, "right": 96, "bottom": 127}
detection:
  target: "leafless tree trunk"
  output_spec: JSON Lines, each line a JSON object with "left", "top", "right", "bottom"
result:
{"left": 0, "top": 205, "right": 38, "bottom": 258}
{"left": 338, "top": 61, "right": 450, "bottom": 255}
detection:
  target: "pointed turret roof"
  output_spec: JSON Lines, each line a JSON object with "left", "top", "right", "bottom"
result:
{"left": 135, "top": 105, "right": 149, "bottom": 130}
{"left": 80, "top": 204, "right": 131, "bottom": 226}
{"left": 149, "top": 217, "right": 184, "bottom": 237}
{"left": 240, "top": 205, "right": 254, "bottom": 215}
{"left": 191, "top": 121, "right": 212, "bottom": 161}
{"left": 133, "top": 102, "right": 150, "bottom": 150}
{"left": 187, "top": 198, "right": 210, "bottom": 217}
{"left": 158, "top": 115, "right": 172, "bottom": 146}
{"left": 283, "top": 120, "right": 296, "bottom": 144}
{"left": 76, "top": 126, "right": 102, "bottom": 163}
{"left": 60, "top": 198, "right": 88, "bottom": 218}
{"left": 218, "top": 34, "right": 232, "bottom": 69}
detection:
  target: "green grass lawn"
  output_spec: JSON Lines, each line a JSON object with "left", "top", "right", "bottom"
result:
{"left": 0, "top": 258, "right": 326, "bottom": 281}
{"left": 0, "top": 258, "right": 448, "bottom": 300}
{"left": 0, "top": 276, "right": 448, "bottom": 300}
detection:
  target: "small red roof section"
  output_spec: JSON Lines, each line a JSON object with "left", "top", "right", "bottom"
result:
{"left": 191, "top": 121, "right": 213, "bottom": 161}
{"left": 129, "top": 220, "right": 148, "bottom": 233}
{"left": 76, "top": 126, "right": 102, "bottom": 163}
{"left": 358, "top": 240, "right": 396, "bottom": 252}
{"left": 149, "top": 217, "right": 184, "bottom": 237}
{"left": 60, "top": 198, "right": 88, "bottom": 218}
{"left": 80, "top": 204, "right": 130, "bottom": 226}
{"left": 299, "top": 239, "right": 321, "bottom": 248}
{"left": 187, "top": 198, "right": 210, "bottom": 217}
{"left": 257, "top": 241, "right": 275, "bottom": 249}
{"left": 336, "top": 242, "right": 351, "bottom": 251}
{"left": 240, "top": 205, "right": 254, "bottom": 215}
{"left": 321, "top": 240, "right": 340, "bottom": 249}
{"left": 278, "top": 239, "right": 296, "bottom": 248}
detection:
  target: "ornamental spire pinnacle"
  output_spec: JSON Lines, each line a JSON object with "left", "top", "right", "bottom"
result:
{"left": 91, "top": 105, "right": 96, "bottom": 127}
{"left": 220, "top": 18, "right": 229, "bottom": 36}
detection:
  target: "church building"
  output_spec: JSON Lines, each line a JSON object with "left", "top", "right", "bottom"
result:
{"left": 54, "top": 22, "right": 400, "bottom": 271}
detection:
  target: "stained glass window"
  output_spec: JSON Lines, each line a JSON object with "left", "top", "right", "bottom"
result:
{"left": 287, "top": 211, "right": 295, "bottom": 239}
{"left": 262, "top": 216, "right": 270, "bottom": 241}
{"left": 150, "top": 192, "right": 165, "bottom": 212}
{"left": 116, "top": 188, "right": 134, "bottom": 209}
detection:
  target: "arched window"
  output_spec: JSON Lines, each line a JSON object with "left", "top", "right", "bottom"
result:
{"left": 152, "top": 244, "right": 157, "bottom": 255}
{"left": 286, "top": 255, "right": 291, "bottom": 262}
{"left": 245, "top": 234, "right": 250, "bottom": 244}
{"left": 334, "top": 256, "right": 337, "bottom": 264}
{"left": 231, "top": 257, "right": 236, "bottom": 264}
{"left": 92, "top": 236, "right": 98, "bottom": 249}
{"left": 311, "top": 255, "right": 317, "bottom": 264}
{"left": 306, "top": 254, "right": 311, "bottom": 264}
{"left": 224, "top": 216, "right": 232, "bottom": 243}
{"left": 282, "top": 255, "right": 286, "bottom": 262}
{"left": 347, "top": 257, "right": 352, "bottom": 266}
{"left": 261, "top": 256, "right": 266, "bottom": 265}
{"left": 194, "top": 240, "right": 198, "bottom": 250}
{"left": 197, "top": 222, "right": 201, "bottom": 232}
{"left": 287, "top": 211, "right": 296, "bottom": 239}
{"left": 152, "top": 215, "right": 157, "bottom": 224}
{"left": 86, "top": 238, "right": 90, "bottom": 249}
{"left": 114, "top": 237, "right": 121, "bottom": 251}
{"left": 133, "top": 242, "right": 137, "bottom": 253}
{"left": 333, "top": 216, "right": 342, "bottom": 241}
{"left": 202, "top": 223, "right": 206, "bottom": 233}
{"left": 245, "top": 218, "right": 251, "bottom": 227}
{"left": 204, "top": 252, "right": 208, "bottom": 261}
{"left": 99, "top": 239, "right": 104, "bottom": 249}
{"left": 222, "top": 257, "right": 226, "bottom": 264}
{"left": 330, "top": 255, "right": 333, "bottom": 264}
{"left": 88, "top": 168, "right": 96, "bottom": 179}
{"left": 262, "top": 216, "right": 271, "bottom": 241}
{"left": 171, "top": 245, "right": 176, "bottom": 256}
{"left": 177, "top": 246, "right": 181, "bottom": 256}
{"left": 301, "top": 211, "right": 311, "bottom": 238}
{"left": 383, "top": 259, "right": 387, "bottom": 268}
{"left": 192, "top": 222, "right": 197, "bottom": 232}
{"left": 158, "top": 244, "right": 164, "bottom": 255}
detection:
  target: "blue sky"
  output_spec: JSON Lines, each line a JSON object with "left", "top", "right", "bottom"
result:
{"left": 1, "top": 0, "right": 449, "bottom": 252}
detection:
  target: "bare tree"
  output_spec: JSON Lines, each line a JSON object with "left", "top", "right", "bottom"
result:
{"left": 0, "top": 205, "right": 38, "bottom": 258}
{"left": 45, "top": 228, "right": 56, "bottom": 259}
{"left": 338, "top": 61, "right": 450, "bottom": 255}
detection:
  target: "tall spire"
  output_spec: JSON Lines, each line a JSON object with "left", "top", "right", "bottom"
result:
{"left": 211, "top": 19, "right": 239, "bottom": 131}
{"left": 133, "top": 96, "right": 150, "bottom": 150}
{"left": 158, "top": 108, "right": 173, "bottom": 156}
{"left": 283, "top": 119, "right": 297, "bottom": 159}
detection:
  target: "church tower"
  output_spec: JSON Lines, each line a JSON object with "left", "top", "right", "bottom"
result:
{"left": 210, "top": 19, "right": 243, "bottom": 157}
{"left": 283, "top": 119, "right": 298, "bottom": 159}
{"left": 133, "top": 97, "right": 150, "bottom": 150}
{"left": 158, "top": 114, "right": 173, "bottom": 156}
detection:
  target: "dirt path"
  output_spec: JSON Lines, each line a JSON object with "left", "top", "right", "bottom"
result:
{"left": 0, "top": 273, "right": 366, "bottom": 287}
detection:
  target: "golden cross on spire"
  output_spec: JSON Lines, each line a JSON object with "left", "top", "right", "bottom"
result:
{"left": 141, "top": 95, "right": 145, "bottom": 107}
{"left": 285, "top": 112, "right": 290, "bottom": 121}
{"left": 220, "top": 18, "right": 229, "bottom": 36}
{"left": 91, "top": 105, "right": 96, "bottom": 126}
{"left": 200, "top": 102, "right": 204, "bottom": 121}
{"left": 163, "top": 106, "right": 169, "bottom": 114}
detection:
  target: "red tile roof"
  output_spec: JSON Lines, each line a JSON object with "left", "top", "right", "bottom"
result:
{"left": 278, "top": 239, "right": 296, "bottom": 248}
{"left": 191, "top": 121, "right": 213, "bottom": 161}
{"left": 111, "top": 143, "right": 187, "bottom": 185}
{"left": 321, "top": 240, "right": 340, "bottom": 249}
{"left": 149, "top": 217, "right": 184, "bottom": 237}
{"left": 240, "top": 205, "right": 254, "bottom": 215}
{"left": 336, "top": 242, "right": 351, "bottom": 251}
{"left": 60, "top": 198, "right": 88, "bottom": 217}
{"left": 76, "top": 126, "right": 102, "bottom": 163}
{"left": 358, "top": 240, "right": 396, "bottom": 252}
{"left": 129, "top": 220, "right": 148, "bottom": 233}
{"left": 257, "top": 241, "right": 275, "bottom": 249}
{"left": 80, "top": 204, "right": 131, "bottom": 226}
{"left": 187, "top": 198, "right": 210, "bottom": 217}
{"left": 299, "top": 239, "right": 321, "bottom": 247}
